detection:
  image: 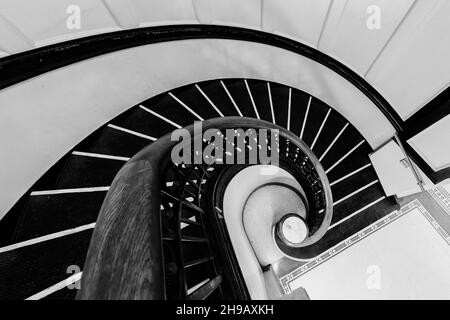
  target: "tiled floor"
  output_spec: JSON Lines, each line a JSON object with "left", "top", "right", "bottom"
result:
{"left": 281, "top": 186, "right": 450, "bottom": 299}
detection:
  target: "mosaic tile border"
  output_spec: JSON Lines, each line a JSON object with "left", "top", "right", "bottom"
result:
{"left": 428, "top": 186, "right": 450, "bottom": 216}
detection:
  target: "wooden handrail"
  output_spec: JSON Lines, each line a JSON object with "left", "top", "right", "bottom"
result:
{"left": 76, "top": 158, "right": 165, "bottom": 299}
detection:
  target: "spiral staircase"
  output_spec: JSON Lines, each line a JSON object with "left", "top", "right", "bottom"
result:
{"left": 0, "top": 78, "right": 398, "bottom": 300}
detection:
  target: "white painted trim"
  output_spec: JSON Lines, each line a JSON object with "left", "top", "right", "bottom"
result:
{"left": 267, "top": 82, "right": 275, "bottom": 124}
{"left": 26, "top": 272, "right": 82, "bottom": 300}
{"left": 72, "top": 151, "right": 130, "bottom": 161}
{"left": 330, "top": 163, "right": 372, "bottom": 187}
{"left": 31, "top": 187, "right": 109, "bottom": 196}
{"left": 325, "top": 140, "right": 365, "bottom": 174}
{"left": 195, "top": 84, "right": 224, "bottom": 117}
{"left": 139, "top": 105, "right": 182, "bottom": 129}
{"left": 220, "top": 81, "right": 243, "bottom": 117}
{"left": 333, "top": 180, "right": 379, "bottom": 206}
{"left": 311, "top": 108, "right": 331, "bottom": 150}
{"left": 107, "top": 124, "right": 157, "bottom": 141}
{"left": 287, "top": 88, "right": 292, "bottom": 131}
{"left": 0, "top": 223, "right": 95, "bottom": 254}
{"left": 328, "top": 196, "right": 385, "bottom": 230}
{"left": 169, "top": 92, "right": 204, "bottom": 121}
{"left": 300, "top": 96, "right": 311, "bottom": 139}
{"left": 181, "top": 222, "right": 189, "bottom": 229}
{"left": 187, "top": 278, "right": 210, "bottom": 295}
{"left": 244, "top": 79, "right": 260, "bottom": 119}
{"left": 319, "top": 123, "right": 349, "bottom": 162}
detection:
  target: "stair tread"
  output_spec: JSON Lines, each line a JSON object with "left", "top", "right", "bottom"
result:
{"left": 267, "top": 82, "right": 290, "bottom": 127}
{"left": 0, "top": 229, "right": 92, "bottom": 300}
{"left": 245, "top": 80, "right": 273, "bottom": 123}
{"left": 221, "top": 79, "right": 258, "bottom": 118}
{"left": 79, "top": 126, "right": 151, "bottom": 158}
{"left": 332, "top": 182, "right": 385, "bottom": 224}
{"left": 325, "top": 147, "right": 374, "bottom": 182}
{"left": 300, "top": 98, "right": 329, "bottom": 147}
{"left": 145, "top": 90, "right": 201, "bottom": 126}
{"left": 320, "top": 127, "right": 369, "bottom": 171}
{"left": 288, "top": 90, "right": 311, "bottom": 136}
{"left": 111, "top": 106, "right": 175, "bottom": 139}
{"left": 198, "top": 81, "right": 240, "bottom": 117}
{"left": 311, "top": 110, "right": 347, "bottom": 158}
{"left": 330, "top": 165, "right": 377, "bottom": 201}
{"left": 54, "top": 154, "right": 125, "bottom": 189}
{"left": 13, "top": 192, "right": 104, "bottom": 242}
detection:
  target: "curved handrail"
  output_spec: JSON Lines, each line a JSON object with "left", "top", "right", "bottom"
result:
{"left": 77, "top": 117, "right": 332, "bottom": 299}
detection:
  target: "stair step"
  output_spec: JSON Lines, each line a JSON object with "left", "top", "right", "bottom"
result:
{"left": 187, "top": 274, "right": 222, "bottom": 300}
{"left": 185, "top": 262, "right": 214, "bottom": 292}
{"left": 332, "top": 182, "right": 385, "bottom": 224}
{"left": 13, "top": 191, "right": 105, "bottom": 242}
{"left": 288, "top": 89, "right": 311, "bottom": 136}
{"left": 78, "top": 125, "right": 152, "bottom": 158}
{"left": 198, "top": 81, "right": 241, "bottom": 117}
{"left": 181, "top": 242, "right": 211, "bottom": 263}
{"left": 244, "top": 80, "right": 273, "bottom": 123}
{"left": 319, "top": 127, "right": 367, "bottom": 171}
{"left": 310, "top": 110, "right": 347, "bottom": 158}
{"left": 180, "top": 217, "right": 201, "bottom": 226}
{"left": 268, "top": 82, "right": 290, "bottom": 127}
{"left": 53, "top": 153, "right": 126, "bottom": 189}
{"left": 325, "top": 145, "right": 374, "bottom": 182}
{"left": 180, "top": 223, "right": 204, "bottom": 238}
{"left": 181, "top": 236, "right": 207, "bottom": 243}
{"left": 184, "top": 256, "right": 213, "bottom": 268}
{"left": 112, "top": 106, "right": 176, "bottom": 138}
{"left": 163, "top": 236, "right": 207, "bottom": 243}
{"left": 300, "top": 98, "right": 329, "bottom": 147}
{"left": 330, "top": 164, "right": 377, "bottom": 201}
{"left": 174, "top": 82, "right": 227, "bottom": 120}
{"left": 221, "top": 79, "right": 259, "bottom": 118}
{"left": 145, "top": 91, "right": 202, "bottom": 126}
{"left": 0, "top": 229, "right": 92, "bottom": 300}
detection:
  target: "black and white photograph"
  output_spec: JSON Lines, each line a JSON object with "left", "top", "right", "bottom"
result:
{"left": 0, "top": 0, "right": 449, "bottom": 308}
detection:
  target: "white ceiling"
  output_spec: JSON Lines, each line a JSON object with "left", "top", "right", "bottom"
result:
{"left": 0, "top": 0, "right": 448, "bottom": 120}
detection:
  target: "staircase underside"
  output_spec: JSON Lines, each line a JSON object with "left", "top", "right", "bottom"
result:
{"left": 0, "top": 78, "right": 397, "bottom": 299}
